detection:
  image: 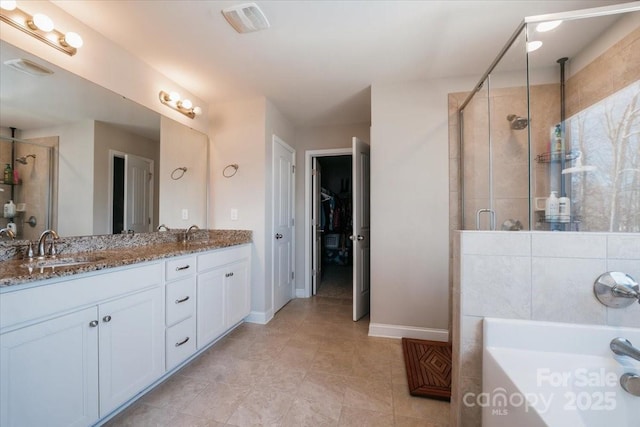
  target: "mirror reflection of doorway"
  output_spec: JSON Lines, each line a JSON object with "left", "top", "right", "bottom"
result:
{"left": 110, "top": 151, "right": 153, "bottom": 234}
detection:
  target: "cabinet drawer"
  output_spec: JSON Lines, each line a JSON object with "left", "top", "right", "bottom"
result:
{"left": 166, "top": 277, "right": 195, "bottom": 326}
{"left": 197, "top": 244, "right": 250, "bottom": 272}
{"left": 165, "top": 256, "right": 196, "bottom": 281}
{"left": 166, "top": 317, "right": 196, "bottom": 371}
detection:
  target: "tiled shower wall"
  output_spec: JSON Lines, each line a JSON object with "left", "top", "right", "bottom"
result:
{"left": 450, "top": 231, "right": 640, "bottom": 427}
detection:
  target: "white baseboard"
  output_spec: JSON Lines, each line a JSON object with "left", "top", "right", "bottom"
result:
{"left": 368, "top": 322, "right": 449, "bottom": 342}
{"left": 295, "top": 289, "right": 308, "bottom": 298}
{"left": 245, "top": 309, "right": 274, "bottom": 325}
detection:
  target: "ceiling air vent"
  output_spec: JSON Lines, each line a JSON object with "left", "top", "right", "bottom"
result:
{"left": 222, "top": 3, "right": 270, "bottom": 33}
{"left": 4, "top": 58, "right": 54, "bottom": 77}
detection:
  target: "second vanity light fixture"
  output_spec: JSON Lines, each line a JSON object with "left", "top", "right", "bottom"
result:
{"left": 0, "top": 0, "right": 83, "bottom": 56}
{"left": 159, "top": 90, "right": 202, "bottom": 119}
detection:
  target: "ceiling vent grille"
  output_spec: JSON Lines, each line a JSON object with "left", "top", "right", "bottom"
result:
{"left": 222, "top": 3, "right": 270, "bottom": 33}
{"left": 3, "top": 59, "right": 53, "bottom": 77}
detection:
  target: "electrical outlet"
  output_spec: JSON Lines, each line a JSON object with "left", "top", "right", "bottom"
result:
{"left": 181, "top": 209, "right": 189, "bottom": 220}
{"left": 231, "top": 208, "right": 238, "bottom": 221}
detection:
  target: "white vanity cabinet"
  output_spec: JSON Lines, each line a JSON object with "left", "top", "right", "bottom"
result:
{"left": 0, "top": 263, "right": 163, "bottom": 427}
{"left": 0, "top": 307, "right": 99, "bottom": 427}
{"left": 196, "top": 244, "right": 251, "bottom": 349}
{"left": 164, "top": 255, "right": 197, "bottom": 371}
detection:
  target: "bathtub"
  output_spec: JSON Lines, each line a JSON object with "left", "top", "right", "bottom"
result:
{"left": 481, "top": 318, "right": 640, "bottom": 427}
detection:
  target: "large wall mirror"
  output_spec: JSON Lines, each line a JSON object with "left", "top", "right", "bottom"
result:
{"left": 0, "top": 40, "right": 208, "bottom": 239}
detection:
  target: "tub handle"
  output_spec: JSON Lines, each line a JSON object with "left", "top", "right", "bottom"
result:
{"left": 620, "top": 373, "right": 640, "bottom": 396}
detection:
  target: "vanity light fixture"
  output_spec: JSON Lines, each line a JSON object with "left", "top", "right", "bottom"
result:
{"left": 159, "top": 90, "right": 202, "bottom": 119}
{"left": 0, "top": 1, "right": 83, "bottom": 56}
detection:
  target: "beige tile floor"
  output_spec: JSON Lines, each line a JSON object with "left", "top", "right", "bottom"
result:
{"left": 105, "top": 275, "right": 450, "bottom": 427}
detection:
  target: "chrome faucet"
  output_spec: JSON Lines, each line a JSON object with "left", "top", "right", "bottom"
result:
{"left": 183, "top": 225, "right": 199, "bottom": 242}
{"left": 157, "top": 224, "right": 170, "bottom": 231}
{"left": 37, "top": 229, "right": 59, "bottom": 258}
{"left": 0, "top": 228, "right": 15, "bottom": 240}
{"left": 610, "top": 337, "right": 640, "bottom": 362}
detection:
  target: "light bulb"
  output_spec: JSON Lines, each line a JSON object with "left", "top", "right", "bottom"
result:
{"left": 536, "top": 20, "right": 562, "bottom": 33}
{"left": 63, "top": 32, "right": 83, "bottom": 48}
{"left": 527, "top": 41, "right": 543, "bottom": 53}
{"left": 180, "top": 99, "right": 193, "bottom": 110}
{"left": 0, "top": 1, "right": 17, "bottom": 11}
{"left": 168, "top": 91, "right": 180, "bottom": 102}
{"left": 193, "top": 106, "right": 202, "bottom": 116}
{"left": 32, "top": 13, "right": 54, "bottom": 32}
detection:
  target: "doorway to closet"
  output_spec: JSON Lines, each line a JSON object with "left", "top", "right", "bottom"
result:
{"left": 313, "top": 155, "right": 353, "bottom": 302}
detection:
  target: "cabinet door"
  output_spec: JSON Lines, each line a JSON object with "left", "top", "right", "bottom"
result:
{"left": 196, "top": 268, "right": 226, "bottom": 348}
{"left": 0, "top": 307, "right": 99, "bottom": 427}
{"left": 98, "top": 286, "right": 164, "bottom": 416}
{"left": 225, "top": 260, "right": 250, "bottom": 328}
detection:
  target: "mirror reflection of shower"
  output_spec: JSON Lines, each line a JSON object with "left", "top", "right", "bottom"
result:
{"left": 507, "top": 114, "right": 529, "bottom": 130}
{"left": 15, "top": 154, "right": 36, "bottom": 165}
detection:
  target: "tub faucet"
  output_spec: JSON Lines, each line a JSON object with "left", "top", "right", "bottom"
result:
{"left": 37, "top": 229, "right": 59, "bottom": 258}
{"left": 183, "top": 225, "right": 199, "bottom": 242}
{"left": 0, "top": 228, "right": 15, "bottom": 240}
{"left": 610, "top": 337, "right": 640, "bottom": 362}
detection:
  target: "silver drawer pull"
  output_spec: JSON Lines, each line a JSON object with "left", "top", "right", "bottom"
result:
{"left": 175, "top": 337, "right": 190, "bottom": 347}
{"left": 176, "top": 265, "right": 190, "bottom": 271}
{"left": 175, "top": 296, "right": 190, "bottom": 304}
{"left": 89, "top": 320, "right": 98, "bottom": 327}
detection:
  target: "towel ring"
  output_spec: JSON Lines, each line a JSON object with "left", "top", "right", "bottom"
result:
{"left": 223, "top": 164, "right": 239, "bottom": 178}
{"left": 171, "top": 167, "right": 187, "bottom": 180}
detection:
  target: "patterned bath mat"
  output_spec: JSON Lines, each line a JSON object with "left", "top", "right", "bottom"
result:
{"left": 401, "top": 338, "right": 452, "bottom": 401}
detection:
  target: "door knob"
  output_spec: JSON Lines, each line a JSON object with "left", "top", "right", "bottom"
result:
{"left": 350, "top": 235, "right": 364, "bottom": 241}
{"left": 275, "top": 233, "right": 283, "bottom": 239}
{"left": 357, "top": 235, "right": 364, "bottom": 241}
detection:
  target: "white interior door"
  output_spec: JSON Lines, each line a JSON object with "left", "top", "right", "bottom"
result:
{"left": 273, "top": 136, "right": 295, "bottom": 313}
{"left": 352, "top": 137, "right": 370, "bottom": 321}
{"left": 125, "top": 154, "right": 152, "bottom": 233}
{"left": 311, "top": 158, "right": 322, "bottom": 296}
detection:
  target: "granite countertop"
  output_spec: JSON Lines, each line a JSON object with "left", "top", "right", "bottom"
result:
{"left": 0, "top": 229, "right": 252, "bottom": 288}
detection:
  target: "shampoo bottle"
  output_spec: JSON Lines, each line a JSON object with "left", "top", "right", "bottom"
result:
{"left": 545, "top": 191, "right": 559, "bottom": 222}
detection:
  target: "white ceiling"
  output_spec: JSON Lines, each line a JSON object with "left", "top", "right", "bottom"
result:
{"left": 40, "top": 1, "right": 639, "bottom": 127}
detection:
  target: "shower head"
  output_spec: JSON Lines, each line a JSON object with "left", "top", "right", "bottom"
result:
{"left": 15, "top": 154, "right": 36, "bottom": 165}
{"left": 507, "top": 114, "right": 529, "bottom": 130}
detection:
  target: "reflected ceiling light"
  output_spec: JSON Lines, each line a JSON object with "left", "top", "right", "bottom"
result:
{"left": 0, "top": 1, "right": 83, "bottom": 56}
{"left": 159, "top": 90, "right": 201, "bottom": 119}
{"left": 527, "top": 41, "right": 543, "bottom": 53}
{"left": 536, "top": 20, "right": 562, "bottom": 32}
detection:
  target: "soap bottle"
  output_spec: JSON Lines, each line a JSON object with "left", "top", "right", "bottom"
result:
{"left": 559, "top": 195, "right": 571, "bottom": 223}
{"left": 545, "top": 191, "right": 559, "bottom": 222}
{"left": 3, "top": 164, "right": 12, "bottom": 184}
{"left": 7, "top": 221, "right": 16, "bottom": 234}
{"left": 553, "top": 124, "right": 563, "bottom": 153}
{"left": 4, "top": 200, "right": 16, "bottom": 218}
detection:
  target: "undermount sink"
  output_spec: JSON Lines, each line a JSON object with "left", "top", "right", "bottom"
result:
{"left": 21, "top": 255, "right": 106, "bottom": 269}
{"left": 182, "top": 239, "right": 211, "bottom": 246}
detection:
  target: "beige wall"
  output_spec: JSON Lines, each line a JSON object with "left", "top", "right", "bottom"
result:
{"left": 21, "top": 120, "right": 95, "bottom": 237}
{"left": 93, "top": 121, "right": 160, "bottom": 235}
{"left": 159, "top": 117, "right": 208, "bottom": 230}
{"left": 209, "top": 97, "right": 296, "bottom": 321}
{"left": 370, "top": 76, "right": 475, "bottom": 340}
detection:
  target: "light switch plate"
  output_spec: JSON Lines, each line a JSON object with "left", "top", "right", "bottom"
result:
{"left": 231, "top": 208, "right": 238, "bottom": 221}
{"left": 181, "top": 209, "right": 189, "bottom": 220}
